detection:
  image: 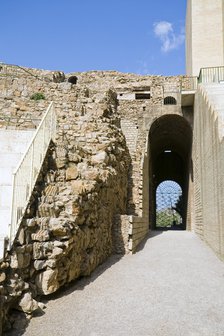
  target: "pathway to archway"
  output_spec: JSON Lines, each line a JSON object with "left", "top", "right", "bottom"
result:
{"left": 11, "top": 231, "right": 224, "bottom": 336}
{"left": 148, "top": 114, "right": 192, "bottom": 230}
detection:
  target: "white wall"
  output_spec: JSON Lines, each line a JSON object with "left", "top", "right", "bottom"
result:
{"left": 0, "top": 130, "right": 34, "bottom": 240}
{"left": 186, "top": 0, "right": 224, "bottom": 76}
{"left": 193, "top": 83, "right": 224, "bottom": 260}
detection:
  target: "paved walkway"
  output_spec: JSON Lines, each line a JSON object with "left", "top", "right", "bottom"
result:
{"left": 12, "top": 231, "right": 224, "bottom": 335}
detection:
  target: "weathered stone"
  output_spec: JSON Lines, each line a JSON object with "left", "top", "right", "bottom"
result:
{"left": 17, "top": 292, "right": 39, "bottom": 314}
{"left": 81, "top": 167, "right": 99, "bottom": 180}
{"left": 17, "top": 228, "right": 25, "bottom": 245}
{"left": 33, "top": 242, "right": 53, "bottom": 260}
{"left": 35, "top": 269, "right": 59, "bottom": 295}
{"left": 17, "top": 252, "right": 31, "bottom": 269}
{"left": 0, "top": 272, "right": 6, "bottom": 283}
{"left": 34, "top": 260, "right": 47, "bottom": 271}
{"left": 91, "top": 151, "right": 108, "bottom": 165}
{"left": 55, "top": 158, "right": 67, "bottom": 169}
{"left": 26, "top": 218, "right": 37, "bottom": 227}
{"left": 10, "top": 253, "right": 18, "bottom": 269}
{"left": 38, "top": 204, "right": 57, "bottom": 217}
{"left": 50, "top": 224, "right": 70, "bottom": 238}
{"left": 45, "top": 259, "right": 56, "bottom": 268}
{"left": 31, "top": 230, "right": 50, "bottom": 242}
{"left": 68, "top": 153, "right": 82, "bottom": 163}
{"left": 66, "top": 165, "right": 78, "bottom": 180}
{"left": 45, "top": 185, "right": 58, "bottom": 196}
{"left": 71, "top": 180, "right": 86, "bottom": 194}
{"left": 49, "top": 247, "right": 64, "bottom": 259}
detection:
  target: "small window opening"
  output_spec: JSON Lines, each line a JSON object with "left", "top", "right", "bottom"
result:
{"left": 135, "top": 93, "right": 151, "bottom": 100}
{"left": 164, "top": 96, "right": 177, "bottom": 105}
{"left": 68, "top": 76, "right": 78, "bottom": 85}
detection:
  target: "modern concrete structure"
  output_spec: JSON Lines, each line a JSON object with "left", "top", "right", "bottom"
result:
{"left": 0, "top": 130, "right": 34, "bottom": 251}
{"left": 186, "top": 0, "right": 224, "bottom": 76}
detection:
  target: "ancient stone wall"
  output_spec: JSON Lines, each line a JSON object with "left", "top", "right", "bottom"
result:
{"left": 0, "top": 69, "right": 131, "bottom": 333}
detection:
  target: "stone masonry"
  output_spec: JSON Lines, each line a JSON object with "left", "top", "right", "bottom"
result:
{"left": 0, "top": 64, "right": 195, "bottom": 334}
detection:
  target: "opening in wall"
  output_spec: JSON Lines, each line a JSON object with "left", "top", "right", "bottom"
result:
{"left": 164, "top": 96, "right": 177, "bottom": 105}
{"left": 156, "top": 180, "right": 183, "bottom": 230}
{"left": 148, "top": 114, "right": 192, "bottom": 231}
{"left": 135, "top": 93, "right": 151, "bottom": 100}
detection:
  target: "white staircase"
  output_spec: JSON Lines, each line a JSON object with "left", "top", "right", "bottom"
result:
{"left": 0, "top": 102, "right": 56, "bottom": 260}
{"left": 0, "top": 130, "right": 35, "bottom": 254}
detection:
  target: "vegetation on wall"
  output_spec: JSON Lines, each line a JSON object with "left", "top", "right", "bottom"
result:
{"left": 30, "top": 92, "right": 45, "bottom": 100}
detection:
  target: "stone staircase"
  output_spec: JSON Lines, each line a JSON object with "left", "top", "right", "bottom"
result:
{"left": 0, "top": 130, "right": 35, "bottom": 257}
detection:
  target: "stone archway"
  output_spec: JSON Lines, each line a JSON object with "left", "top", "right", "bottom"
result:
{"left": 148, "top": 114, "right": 192, "bottom": 230}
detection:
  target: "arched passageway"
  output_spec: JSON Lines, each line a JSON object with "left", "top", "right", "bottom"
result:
{"left": 149, "top": 114, "right": 192, "bottom": 230}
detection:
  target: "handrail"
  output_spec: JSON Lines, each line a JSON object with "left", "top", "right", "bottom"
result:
{"left": 198, "top": 66, "right": 224, "bottom": 84}
{"left": 8, "top": 102, "right": 56, "bottom": 247}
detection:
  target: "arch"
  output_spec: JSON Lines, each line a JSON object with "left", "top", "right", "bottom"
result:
{"left": 164, "top": 96, "right": 177, "bottom": 105}
{"left": 148, "top": 114, "right": 192, "bottom": 230}
{"left": 156, "top": 180, "right": 183, "bottom": 229}
{"left": 68, "top": 76, "right": 78, "bottom": 85}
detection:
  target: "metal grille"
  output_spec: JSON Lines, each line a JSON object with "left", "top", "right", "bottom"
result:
{"left": 156, "top": 180, "right": 183, "bottom": 229}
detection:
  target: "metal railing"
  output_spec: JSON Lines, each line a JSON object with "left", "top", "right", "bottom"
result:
{"left": 181, "top": 76, "right": 198, "bottom": 91}
{"left": 198, "top": 66, "right": 224, "bottom": 84}
{"left": 8, "top": 102, "right": 56, "bottom": 247}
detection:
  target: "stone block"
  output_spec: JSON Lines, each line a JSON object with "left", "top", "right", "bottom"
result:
{"left": 35, "top": 269, "right": 59, "bottom": 295}
{"left": 66, "top": 165, "right": 78, "bottom": 180}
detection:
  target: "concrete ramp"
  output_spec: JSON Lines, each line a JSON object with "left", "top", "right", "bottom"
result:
{"left": 0, "top": 130, "right": 35, "bottom": 252}
{"left": 21, "top": 231, "right": 224, "bottom": 336}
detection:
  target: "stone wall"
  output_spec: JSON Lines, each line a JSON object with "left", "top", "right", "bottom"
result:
{"left": 0, "top": 69, "right": 132, "bottom": 333}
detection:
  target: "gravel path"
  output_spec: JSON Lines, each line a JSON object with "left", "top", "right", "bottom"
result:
{"left": 11, "top": 231, "right": 224, "bottom": 336}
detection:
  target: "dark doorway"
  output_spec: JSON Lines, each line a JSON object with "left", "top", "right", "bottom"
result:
{"left": 149, "top": 114, "right": 192, "bottom": 230}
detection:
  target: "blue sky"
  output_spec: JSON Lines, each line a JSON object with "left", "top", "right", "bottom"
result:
{"left": 1, "top": 0, "right": 187, "bottom": 75}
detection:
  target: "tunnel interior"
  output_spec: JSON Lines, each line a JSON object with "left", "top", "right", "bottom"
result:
{"left": 149, "top": 114, "right": 192, "bottom": 230}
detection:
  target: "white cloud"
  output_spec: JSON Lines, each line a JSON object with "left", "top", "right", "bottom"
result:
{"left": 153, "top": 21, "right": 185, "bottom": 53}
